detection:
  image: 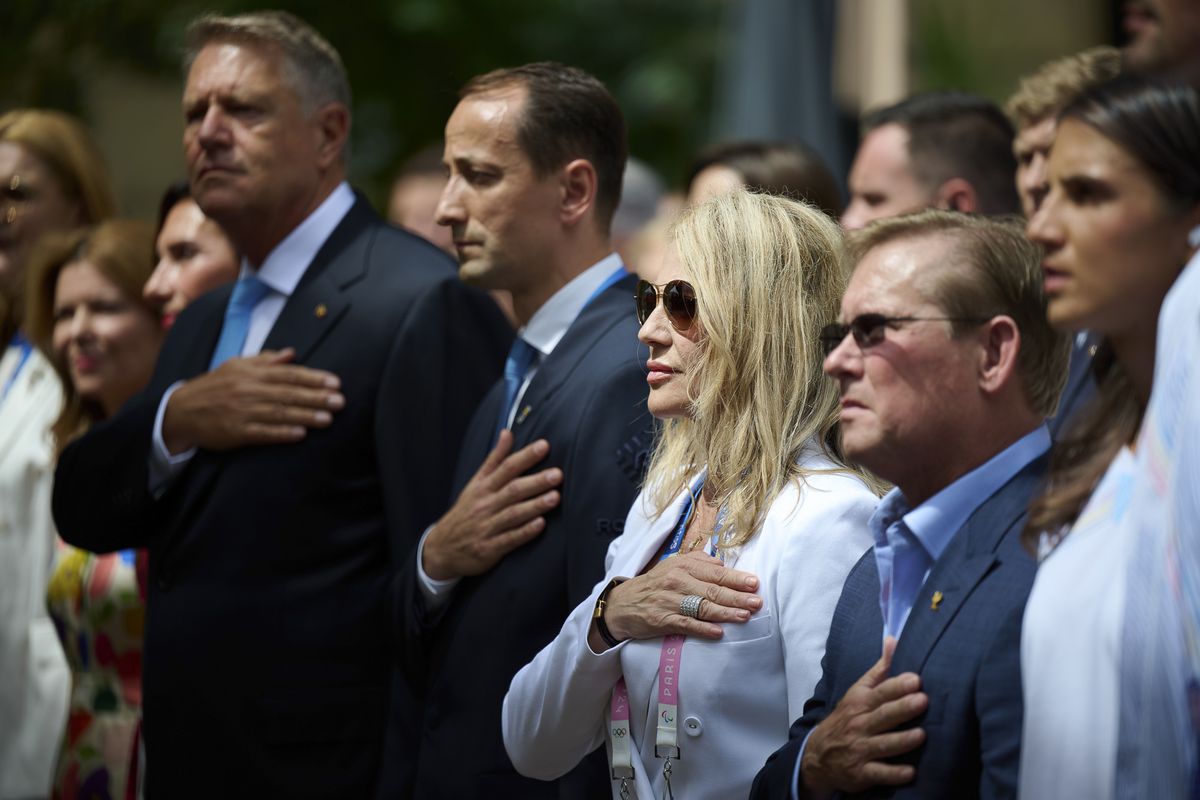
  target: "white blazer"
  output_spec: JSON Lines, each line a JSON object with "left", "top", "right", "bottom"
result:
{"left": 503, "top": 446, "right": 876, "bottom": 799}
{"left": 0, "top": 345, "right": 69, "bottom": 798}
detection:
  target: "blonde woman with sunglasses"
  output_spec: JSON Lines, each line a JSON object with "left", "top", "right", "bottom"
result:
{"left": 502, "top": 189, "right": 879, "bottom": 799}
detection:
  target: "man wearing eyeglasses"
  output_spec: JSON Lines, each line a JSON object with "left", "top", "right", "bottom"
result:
{"left": 392, "top": 62, "right": 655, "bottom": 798}
{"left": 751, "top": 210, "right": 1070, "bottom": 800}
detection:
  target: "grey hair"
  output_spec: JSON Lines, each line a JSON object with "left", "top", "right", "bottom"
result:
{"left": 184, "top": 11, "right": 351, "bottom": 115}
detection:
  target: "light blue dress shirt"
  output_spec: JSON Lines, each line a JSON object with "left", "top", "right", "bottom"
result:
{"left": 870, "top": 424, "right": 1050, "bottom": 639}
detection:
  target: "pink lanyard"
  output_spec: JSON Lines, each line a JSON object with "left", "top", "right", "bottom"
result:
{"left": 608, "top": 631, "right": 688, "bottom": 800}
{"left": 608, "top": 477, "right": 719, "bottom": 799}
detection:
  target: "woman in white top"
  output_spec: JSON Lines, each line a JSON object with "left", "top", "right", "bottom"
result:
{"left": 0, "top": 109, "right": 116, "bottom": 797}
{"left": 1022, "top": 75, "right": 1200, "bottom": 799}
{"left": 502, "top": 189, "right": 879, "bottom": 799}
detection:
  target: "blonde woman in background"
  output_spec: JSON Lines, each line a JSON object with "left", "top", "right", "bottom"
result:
{"left": 503, "top": 189, "right": 879, "bottom": 799}
{"left": 25, "top": 220, "right": 162, "bottom": 800}
{"left": 0, "top": 109, "right": 116, "bottom": 799}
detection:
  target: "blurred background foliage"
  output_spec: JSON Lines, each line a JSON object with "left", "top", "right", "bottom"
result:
{"left": 0, "top": 0, "right": 1116, "bottom": 218}
{"left": 0, "top": 0, "right": 726, "bottom": 211}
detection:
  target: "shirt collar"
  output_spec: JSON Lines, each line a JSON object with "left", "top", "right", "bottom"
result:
{"left": 869, "top": 425, "right": 1051, "bottom": 560}
{"left": 241, "top": 182, "right": 356, "bottom": 297}
{"left": 519, "top": 253, "right": 624, "bottom": 358}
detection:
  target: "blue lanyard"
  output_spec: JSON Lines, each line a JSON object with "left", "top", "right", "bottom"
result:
{"left": 1, "top": 333, "right": 34, "bottom": 404}
{"left": 660, "top": 475, "right": 724, "bottom": 562}
{"left": 583, "top": 266, "right": 629, "bottom": 309}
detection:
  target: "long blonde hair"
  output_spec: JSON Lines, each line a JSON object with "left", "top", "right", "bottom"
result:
{"left": 644, "top": 189, "right": 879, "bottom": 547}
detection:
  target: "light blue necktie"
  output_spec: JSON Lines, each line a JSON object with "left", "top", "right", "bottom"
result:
{"left": 496, "top": 336, "right": 538, "bottom": 441}
{"left": 208, "top": 274, "right": 270, "bottom": 370}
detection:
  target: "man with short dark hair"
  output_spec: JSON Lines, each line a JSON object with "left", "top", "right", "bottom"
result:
{"left": 751, "top": 211, "right": 1069, "bottom": 799}
{"left": 51, "top": 11, "right": 509, "bottom": 797}
{"left": 395, "top": 62, "right": 654, "bottom": 798}
{"left": 841, "top": 92, "right": 1019, "bottom": 230}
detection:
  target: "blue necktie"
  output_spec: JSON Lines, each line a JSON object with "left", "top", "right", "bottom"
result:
{"left": 209, "top": 274, "right": 270, "bottom": 370}
{"left": 496, "top": 337, "right": 538, "bottom": 441}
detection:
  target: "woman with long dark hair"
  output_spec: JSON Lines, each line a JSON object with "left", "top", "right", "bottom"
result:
{"left": 1021, "top": 75, "right": 1200, "bottom": 799}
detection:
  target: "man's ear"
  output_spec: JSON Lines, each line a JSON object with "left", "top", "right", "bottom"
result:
{"left": 935, "top": 178, "right": 979, "bottom": 214}
{"left": 313, "top": 102, "right": 351, "bottom": 170}
{"left": 978, "top": 314, "right": 1021, "bottom": 395}
{"left": 559, "top": 158, "right": 597, "bottom": 227}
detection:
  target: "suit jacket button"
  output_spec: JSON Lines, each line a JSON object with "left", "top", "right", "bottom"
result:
{"left": 156, "top": 574, "right": 170, "bottom": 591}
{"left": 683, "top": 715, "right": 702, "bottom": 737}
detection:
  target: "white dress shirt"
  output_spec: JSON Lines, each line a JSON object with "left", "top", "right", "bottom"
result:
{"left": 416, "top": 253, "right": 626, "bottom": 604}
{"left": 148, "top": 183, "right": 356, "bottom": 488}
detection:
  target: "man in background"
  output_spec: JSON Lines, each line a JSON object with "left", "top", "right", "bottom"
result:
{"left": 840, "top": 91, "right": 1019, "bottom": 231}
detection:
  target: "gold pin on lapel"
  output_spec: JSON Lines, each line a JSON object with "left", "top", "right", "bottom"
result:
{"left": 516, "top": 405, "right": 532, "bottom": 425}
{"left": 930, "top": 591, "right": 944, "bottom": 611}
{"left": 314, "top": 303, "right": 328, "bottom": 319}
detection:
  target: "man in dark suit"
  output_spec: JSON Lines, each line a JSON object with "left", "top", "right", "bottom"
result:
{"left": 394, "top": 63, "right": 654, "bottom": 798}
{"left": 50, "top": 12, "right": 508, "bottom": 798}
{"left": 751, "top": 211, "right": 1070, "bottom": 800}
{"left": 840, "top": 92, "right": 1020, "bottom": 232}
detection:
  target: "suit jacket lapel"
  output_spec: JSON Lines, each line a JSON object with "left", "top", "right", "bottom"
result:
{"left": 508, "top": 275, "right": 637, "bottom": 449}
{"left": 259, "top": 198, "right": 372, "bottom": 360}
{"left": 891, "top": 453, "right": 1047, "bottom": 674}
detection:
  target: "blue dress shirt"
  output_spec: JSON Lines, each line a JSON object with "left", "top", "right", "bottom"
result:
{"left": 871, "top": 425, "right": 1051, "bottom": 639}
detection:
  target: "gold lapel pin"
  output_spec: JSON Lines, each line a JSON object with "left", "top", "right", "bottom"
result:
{"left": 516, "top": 405, "right": 532, "bottom": 425}
{"left": 930, "top": 591, "right": 944, "bottom": 611}
{"left": 314, "top": 303, "right": 328, "bottom": 319}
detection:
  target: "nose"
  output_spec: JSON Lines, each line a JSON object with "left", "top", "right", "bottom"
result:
{"left": 636, "top": 300, "right": 672, "bottom": 349}
{"left": 435, "top": 174, "right": 465, "bottom": 228}
{"left": 840, "top": 200, "right": 867, "bottom": 232}
{"left": 67, "top": 305, "right": 94, "bottom": 342}
{"left": 143, "top": 259, "right": 176, "bottom": 309}
{"left": 1026, "top": 187, "right": 1062, "bottom": 250}
{"left": 822, "top": 330, "right": 860, "bottom": 381}
{"left": 1022, "top": 154, "right": 1050, "bottom": 214}
{"left": 196, "top": 104, "right": 230, "bottom": 150}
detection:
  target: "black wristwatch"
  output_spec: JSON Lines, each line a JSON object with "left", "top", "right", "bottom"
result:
{"left": 592, "top": 577, "right": 627, "bottom": 648}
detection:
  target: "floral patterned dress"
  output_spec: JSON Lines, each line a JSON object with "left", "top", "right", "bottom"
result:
{"left": 46, "top": 545, "right": 144, "bottom": 800}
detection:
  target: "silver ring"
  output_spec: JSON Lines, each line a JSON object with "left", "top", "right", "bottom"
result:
{"left": 679, "top": 594, "right": 703, "bottom": 619}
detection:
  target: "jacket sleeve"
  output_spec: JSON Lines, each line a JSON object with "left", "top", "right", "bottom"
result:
{"left": 773, "top": 478, "right": 876, "bottom": 723}
{"left": 751, "top": 550, "right": 875, "bottom": 800}
{"left": 976, "top": 578, "right": 1030, "bottom": 800}
{"left": 501, "top": 528, "right": 631, "bottom": 780}
{"left": 50, "top": 291, "right": 221, "bottom": 554}
{"left": 562, "top": 354, "right": 655, "bottom": 607}
{"left": 375, "top": 276, "right": 510, "bottom": 562}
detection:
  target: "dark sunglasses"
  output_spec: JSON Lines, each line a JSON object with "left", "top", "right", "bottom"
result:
{"left": 819, "top": 313, "right": 992, "bottom": 356}
{"left": 635, "top": 279, "right": 698, "bottom": 330}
